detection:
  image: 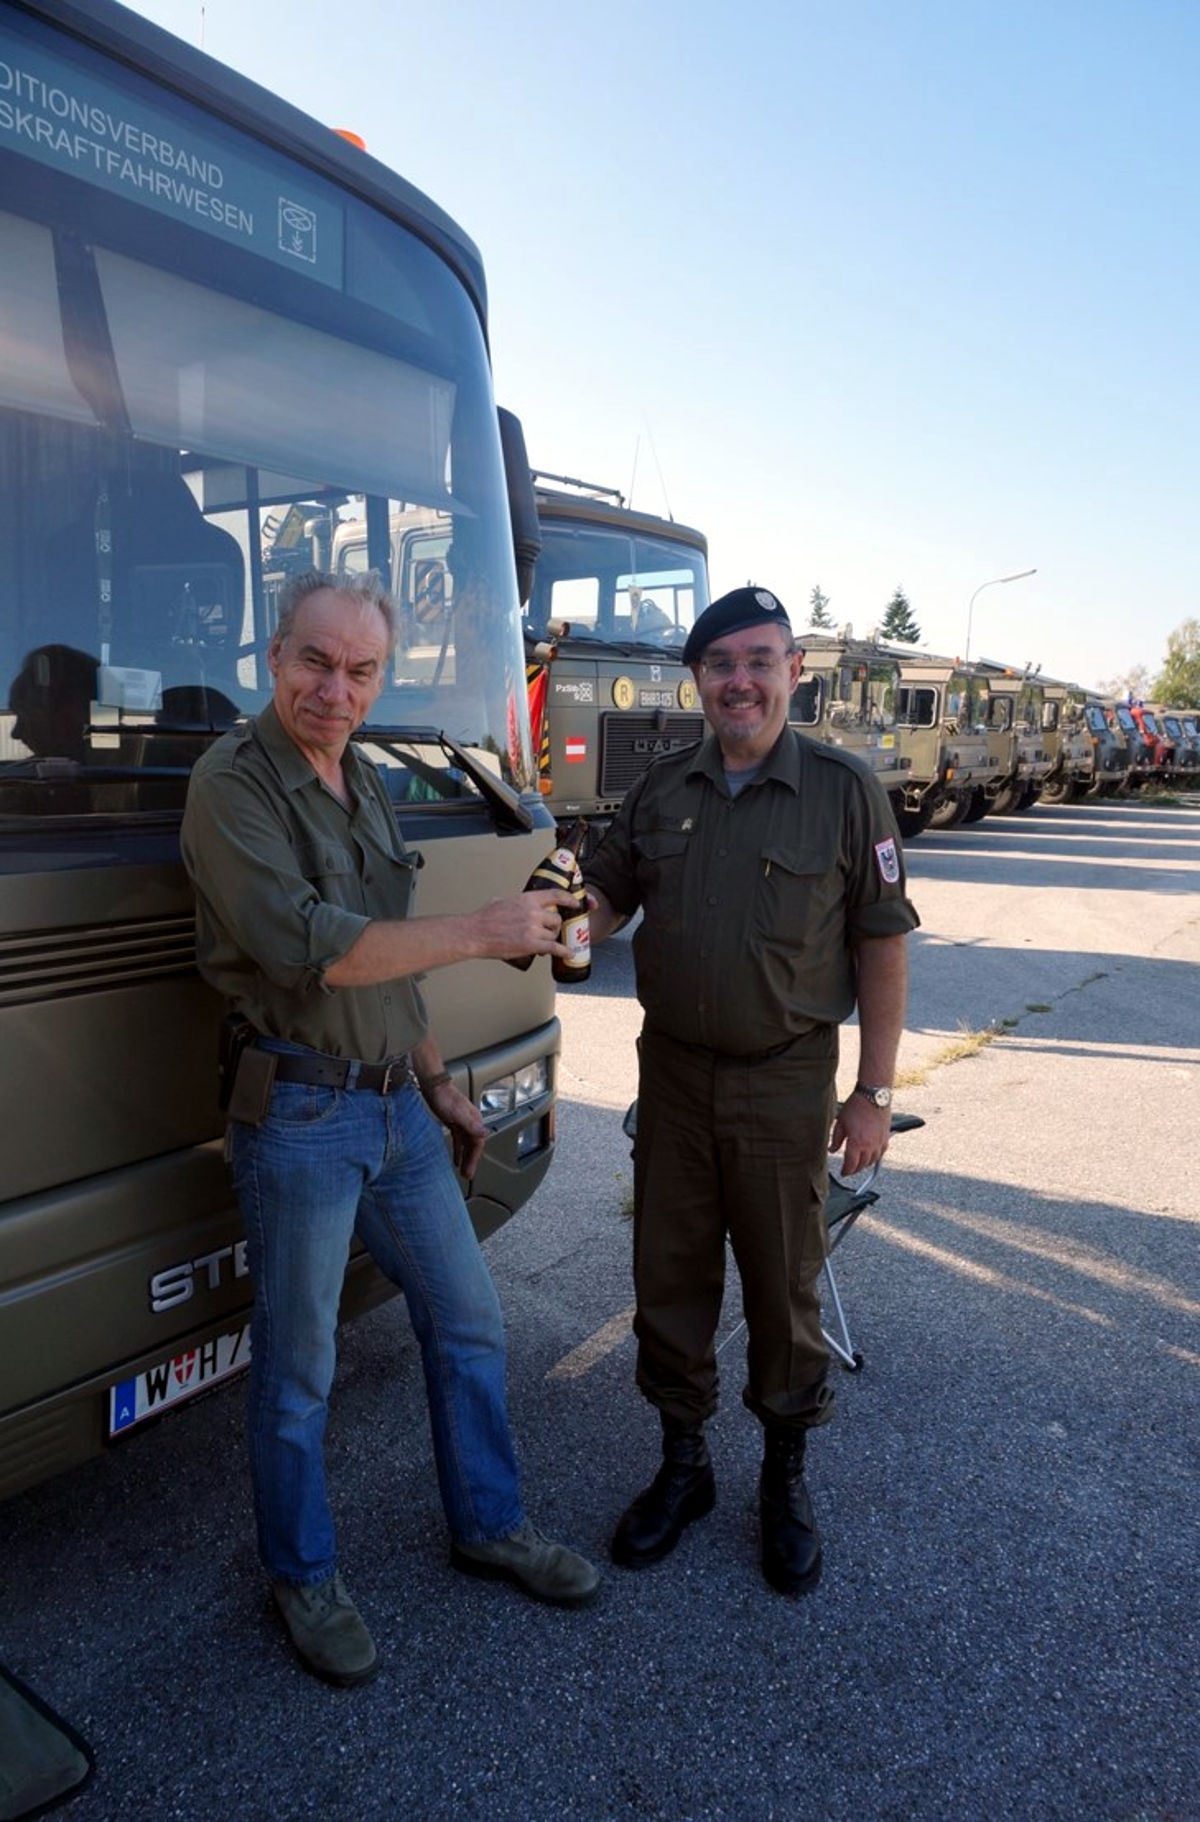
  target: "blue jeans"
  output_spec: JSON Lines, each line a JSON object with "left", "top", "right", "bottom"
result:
{"left": 229, "top": 1050, "right": 524, "bottom": 1586}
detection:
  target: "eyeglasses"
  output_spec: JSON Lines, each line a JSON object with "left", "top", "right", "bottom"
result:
{"left": 698, "top": 653, "right": 791, "bottom": 680}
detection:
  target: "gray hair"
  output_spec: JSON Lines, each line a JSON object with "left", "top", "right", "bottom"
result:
{"left": 273, "top": 568, "right": 398, "bottom": 656}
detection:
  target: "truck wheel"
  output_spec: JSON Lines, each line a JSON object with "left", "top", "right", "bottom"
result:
{"left": 894, "top": 799, "right": 933, "bottom": 840}
{"left": 962, "top": 788, "right": 989, "bottom": 823}
{"left": 927, "top": 794, "right": 968, "bottom": 830}
{"left": 990, "top": 783, "right": 1024, "bottom": 814}
{"left": 1040, "top": 775, "right": 1079, "bottom": 805}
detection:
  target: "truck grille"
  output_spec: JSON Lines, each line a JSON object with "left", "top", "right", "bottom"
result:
{"left": 599, "top": 714, "right": 704, "bottom": 795}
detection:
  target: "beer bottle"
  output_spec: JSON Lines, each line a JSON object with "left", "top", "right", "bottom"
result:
{"left": 505, "top": 821, "right": 590, "bottom": 977}
{"left": 552, "top": 855, "right": 592, "bottom": 985}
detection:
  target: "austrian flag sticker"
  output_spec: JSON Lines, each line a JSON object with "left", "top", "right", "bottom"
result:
{"left": 874, "top": 837, "right": 900, "bottom": 884}
{"left": 564, "top": 737, "right": 587, "bottom": 763}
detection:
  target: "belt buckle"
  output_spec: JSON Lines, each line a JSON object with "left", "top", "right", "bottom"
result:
{"left": 380, "top": 1056, "right": 409, "bottom": 1094}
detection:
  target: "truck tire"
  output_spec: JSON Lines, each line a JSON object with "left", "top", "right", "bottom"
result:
{"left": 1040, "top": 775, "right": 1079, "bottom": 805}
{"left": 927, "top": 793, "right": 968, "bottom": 830}
{"left": 894, "top": 801, "right": 932, "bottom": 840}
{"left": 962, "top": 788, "right": 989, "bottom": 823}
{"left": 990, "top": 782, "right": 1025, "bottom": 815}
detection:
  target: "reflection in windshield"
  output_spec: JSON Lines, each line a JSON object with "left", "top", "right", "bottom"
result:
{"left": 0, "top": 201, "right": 529, "bottom": 817}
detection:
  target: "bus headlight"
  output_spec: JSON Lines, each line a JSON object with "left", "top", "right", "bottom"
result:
{"left": 478, "top": 1058, "right": 550, "bottom": 1124}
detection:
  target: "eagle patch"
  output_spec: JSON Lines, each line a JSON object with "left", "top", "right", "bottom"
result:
{"left": 874, "top": 837, "right": 900, "bottom": 885}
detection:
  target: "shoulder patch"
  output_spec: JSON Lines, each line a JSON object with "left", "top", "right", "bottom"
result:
{"left": 875, "top": 836, "right": 900, "bottom": 884}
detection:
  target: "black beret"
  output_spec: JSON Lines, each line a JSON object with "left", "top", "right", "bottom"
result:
{"left": 683, "top": 586, "right": 793, "bottom": 665}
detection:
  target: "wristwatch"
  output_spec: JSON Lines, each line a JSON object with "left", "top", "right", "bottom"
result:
{"left": 854, "top": 1083, "right": 893, "bottom": 1109}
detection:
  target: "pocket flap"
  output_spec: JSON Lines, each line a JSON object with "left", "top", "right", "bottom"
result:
{"left": 295, "top": 840, "right": 356, "bottom": 878}
{"left": 761, "top": 843, "right": 830, "bottom": 878}
{"left": 633, "top": 830, "right": 690, "bottom": 862}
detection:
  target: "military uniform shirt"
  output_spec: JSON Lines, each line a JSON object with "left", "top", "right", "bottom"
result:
{"left": 585, "top": 727, "right": 919, "bottom": 1055}
{"left": 182, "top": 699, "right": 427, "bottom": 1061}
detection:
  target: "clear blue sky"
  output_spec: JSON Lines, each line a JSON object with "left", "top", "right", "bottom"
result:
{"left": 126, "top": 0, "right": 1199, "bottom": 690}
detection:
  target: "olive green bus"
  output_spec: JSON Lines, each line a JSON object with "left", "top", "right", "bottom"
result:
{"left": 0, "top": 0, "right": 559, "bottom": 1497}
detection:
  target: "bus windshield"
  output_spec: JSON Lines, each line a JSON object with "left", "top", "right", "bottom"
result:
{"left": 0, "top": 8, "right": 530, "bottom": 818}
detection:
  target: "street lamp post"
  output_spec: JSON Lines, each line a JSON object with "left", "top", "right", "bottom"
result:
{"left": 964, "top": 568, "right": 1037, "bottom": 662}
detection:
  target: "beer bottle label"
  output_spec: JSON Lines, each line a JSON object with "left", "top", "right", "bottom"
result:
{"left": 559, "top": 910, "right": 591, "bottom": 967}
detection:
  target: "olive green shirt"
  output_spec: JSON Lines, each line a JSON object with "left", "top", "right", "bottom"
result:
{"left": 181, "top": 700, "right": 427, "bottom": 1061}
{"left": 585, "top": 728, "right": 919, "bottom": 1055}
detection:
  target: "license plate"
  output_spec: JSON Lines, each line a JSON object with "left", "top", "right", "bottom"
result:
{"left": 109, "top": 1325, "right": 251, "bottom": 1436}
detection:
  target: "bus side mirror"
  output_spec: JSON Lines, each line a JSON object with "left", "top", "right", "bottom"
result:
{"left": 497, "top": 408, "right": 541, "bottom": 607}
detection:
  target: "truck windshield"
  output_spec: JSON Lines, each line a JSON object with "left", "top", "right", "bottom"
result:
{"left": 828, "top": 659, "right": 898, "bottom": 727}
{"left": 896, "top": 685, "right": 937, "bottom": 728}
{"left": 526, "top": 526, "right": 707, "bottom": 653}
{"left": 0, "top": 10, "right": 530, "bottom": 818}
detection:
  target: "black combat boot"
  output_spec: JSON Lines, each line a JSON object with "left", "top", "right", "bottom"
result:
{"left": 759, "top": 1427, "right": 822, "bottom": 1596}
{"left": 610, "top": 1418, "right": 716, "bottom": 1568}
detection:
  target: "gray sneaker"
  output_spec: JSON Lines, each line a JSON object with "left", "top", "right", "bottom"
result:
{"left": 451, "top": 1520, "right": 600, "bottom": 1607}
{"left": 271, "top": 1572, "right": 378, "bottom": 1687}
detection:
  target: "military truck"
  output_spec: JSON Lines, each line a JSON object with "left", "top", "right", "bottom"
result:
{"left": 1037, "top": 677, "right": 1095, "bottom": 803}
{"left": 1153, "top": 708, "right": 1200, "bottom": 787}
{"left": 1078, "top": 696, "right": 1132, "bottom": 797}
{"left": 789, "top": 630, "right": 913, "bottom": 827}
{"left": 888, "top": 651, "right": 1000, "bottom": 832}
{"left": 523, "top": 474, "right": 709, "bottom": 849}
{"left": 973, "top": 661, "right": 1053, "bottom": 812}
{"left": 1169, "top": 711, "right": 1200, "bottom": 784}
{"left": 1107, "top": 701, "right": 1161, "bottom": 788}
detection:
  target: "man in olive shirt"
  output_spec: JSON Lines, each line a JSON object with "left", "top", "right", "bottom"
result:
{"left": 585, "top": 586, "right": 919, "bottom": 1596}
{"left": 182, "top": 569, "right": 598, "bottom": 1688}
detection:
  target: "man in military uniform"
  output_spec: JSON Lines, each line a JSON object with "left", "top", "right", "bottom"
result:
{"left": 584, "top": 585, "right": 919, "bottom": 1596}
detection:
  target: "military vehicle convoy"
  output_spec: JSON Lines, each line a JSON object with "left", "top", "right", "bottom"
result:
{"left": 833, "top": 639, "right": 1194, "bottom": 827}
{"left": 522, "top": 504, "right": 1191, "bottom": 853}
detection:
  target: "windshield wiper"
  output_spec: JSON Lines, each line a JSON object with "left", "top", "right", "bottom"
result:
{"left": 355, "top": 725, "right": 534, "bottom": 833}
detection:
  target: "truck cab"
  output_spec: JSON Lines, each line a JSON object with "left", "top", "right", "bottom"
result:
{"left": 522, "top": 475, "right": 709, "bottom": 848}
{"left": 1038, "top": 677, "right": 1094, "bottom": 803}
{"left": 974, "top": 662, "right": 1052, "bottom": 811}
{"left": 1123, "top": 702, "right": 1171, "bottom": 786}
{"left": 891, "top": 652, "right": 998, "bottom": 832}
{"left": 1175, "top": 712, "right": 1200, "bottom": 784}
{"left": 789, "top": 630, "right": 911, "bottom": 827}
{"left": 1081, "top": 696, "right": 1132, "bottom": 796}
{"left": 1107, "top": 701, "right": 1160, "bottom": 787}
{"left": 1155, "top": 708, "right": 1200, "bottom": 787}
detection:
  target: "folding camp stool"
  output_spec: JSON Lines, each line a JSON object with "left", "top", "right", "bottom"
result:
{"left": 822, "top": 1111, "right": 925, "bottom": 1371}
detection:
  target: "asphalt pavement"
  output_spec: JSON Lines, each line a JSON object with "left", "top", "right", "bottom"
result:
{"left": 3, "top": 796, "right": 1197, "bottom": 1821}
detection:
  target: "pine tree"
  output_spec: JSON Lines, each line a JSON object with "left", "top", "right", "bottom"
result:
{"left": 808, "top": 585, "right": 834, "bottom": 629}
{"left": 881, "top": 586, "right": 921, "bottom": 644}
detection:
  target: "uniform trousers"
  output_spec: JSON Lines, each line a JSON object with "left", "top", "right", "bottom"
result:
{"left": 632, "top": 1023, "right": 839, "bottom": 1432}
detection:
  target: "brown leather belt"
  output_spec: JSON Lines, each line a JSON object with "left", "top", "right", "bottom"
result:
{"left": 261, "top": 1048, "right": 415, "bottom": 1094}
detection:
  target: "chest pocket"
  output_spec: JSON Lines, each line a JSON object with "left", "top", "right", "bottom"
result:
{"left": 632, "top": 828, "right": 690, "bottom": 919}
{"left": 755, "top": 842, "right": 837, "bottom": 946}
{"left": 295, "top": 841, "right": 357, "bottom": 883}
